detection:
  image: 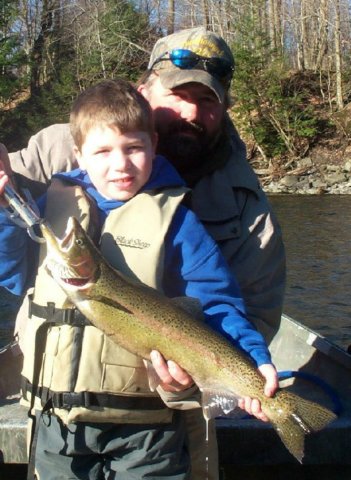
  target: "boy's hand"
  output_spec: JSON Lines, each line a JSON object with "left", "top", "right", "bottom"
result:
{"left": 238, "top": 363, "right": 278, "bottom": 422}
{"left": 150, "top": 350, "right": 194, "bottom": 392}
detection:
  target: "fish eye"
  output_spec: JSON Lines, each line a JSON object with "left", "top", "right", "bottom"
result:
{"left": 76, "top": 238, "right": 84, "bottom": 246}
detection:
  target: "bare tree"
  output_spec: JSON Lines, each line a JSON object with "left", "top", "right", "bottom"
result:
{"left": 315, "top": 0, "right": 329, "bottom": 72}
{"left": 30, "top": 0, "right": 63, "bottom": 93}
{"left": 334, "top": 0, "right": 344, "bottom": 109}
{"left": 268, "top": 0, "right": 283, "bottom": 55}
{"left": 167, "top": 0, "right": 175, "bottom": 34}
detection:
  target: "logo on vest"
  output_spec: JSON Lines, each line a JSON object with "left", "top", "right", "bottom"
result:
{"left": 115, "top": 235, "right": 150, "bottom": 249}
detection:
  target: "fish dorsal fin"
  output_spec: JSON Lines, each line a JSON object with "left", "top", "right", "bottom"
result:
{"left": 202, "top": 389, "right": 242, "bottom": 420}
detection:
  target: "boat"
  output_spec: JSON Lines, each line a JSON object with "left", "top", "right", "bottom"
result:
{"left": 216, "top": 313, "right": 351, "bottom": 468}
{"left": 1, "top": 313, "right": 351, "bottom": 468}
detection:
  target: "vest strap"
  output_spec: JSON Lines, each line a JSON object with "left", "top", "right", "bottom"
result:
{"left": 28, "top": 294, "right": 88, "bottom": 326}
{"left": 22, "top": 378, "right": 165, "bottom": 411}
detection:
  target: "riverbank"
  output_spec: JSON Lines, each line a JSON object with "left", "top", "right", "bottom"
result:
{"left": 252, "top": 131, "right": 351, "bottom": 194}
{"left": 258, "top": 157, "right": 351, "bottom": 195}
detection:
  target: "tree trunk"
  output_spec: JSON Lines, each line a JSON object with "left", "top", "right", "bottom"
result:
{"left": 201, "top": 0, "right": 210, "bottom": 30}
{"left": 30, "top": 0, "right": 53, "bottom": 93}
{"left": 299, "top": 0, "right": 306, "bottom": 70}
{"left": 315, "top": 0, "right": 329, "bottom": 72}
{"left": 167, "top": 0, "right": 175, "bottom": 35}
{"left": 334, "top": 0, "right": 344, "bottom": 109}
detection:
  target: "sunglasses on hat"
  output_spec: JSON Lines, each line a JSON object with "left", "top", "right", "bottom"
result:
{"left": 149, "top": 48, "right": 234, "bottom": 87}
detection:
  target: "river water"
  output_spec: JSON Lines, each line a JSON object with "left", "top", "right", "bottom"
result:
{"left": 0, "top": 195, "right": 350, "bottom": 351}
{"left": 270, "top": 194, "right": 351, "bottom": 351}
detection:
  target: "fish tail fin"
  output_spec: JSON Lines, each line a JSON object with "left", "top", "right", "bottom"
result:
{"left": 270, "top": 394, "right": 337, "bottom": 463}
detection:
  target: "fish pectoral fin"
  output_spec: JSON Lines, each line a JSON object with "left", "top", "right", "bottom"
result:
{"left": 143, "top": 359, "right": 161, "bottom": 392}
{"left": 202, "top": 389, "right": 241, "bottom": 420}
{"left": 94, "top": 295, "right": 133, "bottom": 314}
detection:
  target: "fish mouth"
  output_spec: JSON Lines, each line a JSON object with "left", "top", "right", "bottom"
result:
{"left": 60, "top": 272, "right": 91, "bottom": 288}
{"left": 45, "top": 255, "right": 94, "bottom": 290}
{"left": 44, "top": 217, "right": 97, "bottom": 290}
{"left": 63, "top": 278, "right": 92, "bottom": 289}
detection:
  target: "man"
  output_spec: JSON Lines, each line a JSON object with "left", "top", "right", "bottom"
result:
{"left": 2, "top": 27, "right": 285, "bottom": 479}
{"left": 8, "top": 28, "right": 286, "bottom": 342}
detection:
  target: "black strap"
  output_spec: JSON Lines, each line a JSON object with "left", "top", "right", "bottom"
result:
{"left": 28, "top": 294, "right": 88, "bottom": 326}
{"left": 52, "top": 391, "right": 165, "bottom": 410}
{"left": 26, "top": 322, "right": 51, "bottom": 480}
{"left": 27, "top": 403, "right": 53, "bottom": 480}
{"left": 22, "top": 379, "right": 166, "bottom": 411}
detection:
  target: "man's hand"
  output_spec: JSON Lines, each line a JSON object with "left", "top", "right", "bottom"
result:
{"left": 150, "top": 350, "right": 195, "bottom": 392}
{"left": 237, "top": 363, "right": 278, "bottom": 422}
{"left": 0, "top": 143, "right": 14, "bottom": 178}
{"left": 0, "top": 143, "right": 14, "bottom": 206}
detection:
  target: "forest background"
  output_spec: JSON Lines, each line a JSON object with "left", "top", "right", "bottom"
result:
{"left": 1, "top": 0, "right": 351, "bottom": 188}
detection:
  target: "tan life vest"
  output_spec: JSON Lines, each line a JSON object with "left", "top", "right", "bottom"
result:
{"left": 20, "top": 178, "right": 188, "bottom": 424}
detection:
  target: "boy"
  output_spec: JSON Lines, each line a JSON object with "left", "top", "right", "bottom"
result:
{"left": 0, "top": 79, "right": 277, "bottom": 479}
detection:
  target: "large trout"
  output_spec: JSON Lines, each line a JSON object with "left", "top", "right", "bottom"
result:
{"left": 41, "top": 217, "right": 336, "bottom": 463}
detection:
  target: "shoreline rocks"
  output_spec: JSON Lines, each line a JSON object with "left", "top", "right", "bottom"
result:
{"left": 259, "top": 158, "right": 351, "bottom": 194}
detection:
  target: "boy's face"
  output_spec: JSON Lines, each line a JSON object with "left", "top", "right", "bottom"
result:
{"left": 75, "top": 125, "right": 156, "bottom": 201}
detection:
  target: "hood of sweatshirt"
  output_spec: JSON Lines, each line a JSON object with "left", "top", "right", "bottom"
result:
{"left": 53, "top": 155, "right": 186, "bottom": 221}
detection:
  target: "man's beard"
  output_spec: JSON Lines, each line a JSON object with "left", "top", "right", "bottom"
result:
{"left": 156, "top": 120, "right": 217, "bottom": 176}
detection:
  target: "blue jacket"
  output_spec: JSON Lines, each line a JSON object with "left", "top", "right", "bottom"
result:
{"left": 0, "top": 155, "right": 272, "bottom": 366}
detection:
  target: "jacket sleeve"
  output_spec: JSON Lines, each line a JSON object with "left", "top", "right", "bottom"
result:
{"left": 188, "top": 121, "right": 286, "bottom": 346}
{"left": 159, "top": 206, "right": 274, "bottom": 409}
{"left": 221, "top": 189, "right": 286, "bottom": 345}
{"left": 0, "top": 211, "right": 29, "bottom": 296}
{"left": 191, "top": 164, "right": 286, "bottom": 346}
{"left": 9, "top": 124, "right": 77, "bottom": 199}
{"left": 156, "top": 384, "right": 202, "bottom": 409}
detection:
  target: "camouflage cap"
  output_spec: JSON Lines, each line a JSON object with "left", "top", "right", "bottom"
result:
{"left": 148, "top": 27, "right": 234, "bottom": 103}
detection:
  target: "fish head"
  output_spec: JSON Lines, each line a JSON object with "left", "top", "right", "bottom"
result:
{"left": 41, "top": 217, "right": 99, "bottom": 293}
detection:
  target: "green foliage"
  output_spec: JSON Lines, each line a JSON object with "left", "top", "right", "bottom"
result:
{"left": 0, "top": 0, "right": 330, "bottom": 163}
{"left": 0, "top": 36, "right": 27, "bottom": 103}
{"left": 0, "top": 88, "right": 70, "bottom": 151}
{"left": 70, "top": 0, "right": 154, "bottom": 91}
{"left": 0, "top": 0, "right": 29, "bottom": 105}
{"left": 231, "top": 28, "right": 318, "bottom": 159}
{"left": 0, "top": 0, "right": 155, "bottom": 149}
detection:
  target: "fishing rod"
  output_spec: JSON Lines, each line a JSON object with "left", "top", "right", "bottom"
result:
{"left": 3, "top": 184, "right": 47, "bottom": 243}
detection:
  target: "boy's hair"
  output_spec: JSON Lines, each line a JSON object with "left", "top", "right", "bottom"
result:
{"left": 70, "top": 78, "right": 155, "bottom": 151}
